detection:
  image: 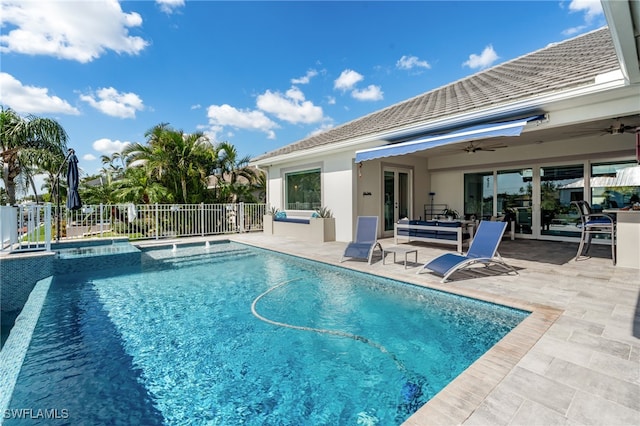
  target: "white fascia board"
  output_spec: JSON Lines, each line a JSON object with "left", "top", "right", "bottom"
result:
{"left": 251, "top": 73, "right": 630, "bottom": 167}
{"left": 602, "top": 0, "right": 640, "bottom": 84}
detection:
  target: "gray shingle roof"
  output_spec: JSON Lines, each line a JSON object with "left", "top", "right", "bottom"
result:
{"left": 252, "top": 27, "right": 618, "bottom": 162}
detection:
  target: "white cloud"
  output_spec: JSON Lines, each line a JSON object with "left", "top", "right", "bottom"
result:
{"left": 563, "top": 0, "right": 603, "bottom": 35}
{"left": 396, "top": 55, "right": 431, "bottom": 71}
{"left": 83, "top": 154, "right": 97, "bottom": 161}
{"left": 291, "top": 69, "right": 319, "bottom": 85}
{"left": 351, "top": 85, "right": 383, "bottom": 102}
{"left": 0, "top": 72, "right": 80, "bottom": 115}
{"left": 92, "top": 138, "right": 131, "bottom": 154}
{"left": 207, "top": 104, "right": 279, "bottom": 139}
{"left": 256, "top": 87, "right": 324, "bottom": 124}
{"left": 80, "top": 87, "right": 144, "bottom": 118}
{"left": 568, "top": 0, "right": 602, "bottom": 22}
{"left": 156, "top": 0, "right": 185, "bottom": 14}
{"left": 326, "top": 96, "right": 336, "bottom": 105}
{"left": 0, "top": 0, "right": 148, "bottom": 63}
{"left": 334, "top": 69, "right": 364, "bottom": 91}
{"left": 463, "top": 45, "right": 499, "bottom": 70}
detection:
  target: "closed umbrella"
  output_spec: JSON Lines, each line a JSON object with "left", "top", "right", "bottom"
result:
{"left": 66, "top": 149, "right": 82, "bottom": 210}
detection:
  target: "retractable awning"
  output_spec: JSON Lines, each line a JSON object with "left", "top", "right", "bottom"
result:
{"left": 355, "top": 115, "right": 545, "bottom": 163}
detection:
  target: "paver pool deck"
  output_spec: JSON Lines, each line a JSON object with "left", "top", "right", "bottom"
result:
{"left": 221, "top": 233, "right": 640, "bottom": 426}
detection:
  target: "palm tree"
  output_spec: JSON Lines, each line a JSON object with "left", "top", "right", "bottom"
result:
{"left": 214, "top": 141, "right": 260, "bottom": 202}
{"left": 0, "top": 107, "right": 68, "bottom": 204}
{"left": 114, "top": 166, "right": 170, "bottom": 204}
{"left": 100, "top": 152, "right": 125, "bottom": 180}
{"left": 79, "top": 172, "right": 119, "bottom": 205}
{"left": 123, "top": 123, "right": 216, "bottom": 204}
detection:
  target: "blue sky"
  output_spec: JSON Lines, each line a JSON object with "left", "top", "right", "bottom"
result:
{"left": 1, "top": 0, "right": 606, "bottom": 182}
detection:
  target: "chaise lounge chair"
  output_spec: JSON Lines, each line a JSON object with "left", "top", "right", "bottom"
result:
{"left": 340, "top": 216, "right": 383, "bottom": 264}
{"left": 417, "top": 220, "right": 517, "bottom": 283}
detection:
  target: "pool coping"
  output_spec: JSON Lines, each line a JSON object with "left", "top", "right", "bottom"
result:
{"left": 0, "top": 277, "right": 53, "bottom": 424}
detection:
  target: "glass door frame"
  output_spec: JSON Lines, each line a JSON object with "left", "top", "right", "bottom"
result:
{"left": 382, "top": 165, "right": 413, "bottom": 237}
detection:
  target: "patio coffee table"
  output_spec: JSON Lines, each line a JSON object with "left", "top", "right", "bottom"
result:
{"left": 382, "top": 245, "right": 418, "bottom": 269}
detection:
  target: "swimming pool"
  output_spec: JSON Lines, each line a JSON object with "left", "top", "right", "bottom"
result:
{"left": 4, "top": 241, "right": 528, "bottom": 425}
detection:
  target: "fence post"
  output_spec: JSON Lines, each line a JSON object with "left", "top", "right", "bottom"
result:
{"left": 239, "top": 202, "right": 245, "bottom": 233}
{"left": 99, "top": 203, "right": 104, "bottom": 237}
{"left": 155, "top": 203, "right": 159, "bottom": 240}
{"left": 201, "top": 203, "right": 205, "bottom": 237}
{"left": 44, "top": 204, "right": 52, "bottom": 251}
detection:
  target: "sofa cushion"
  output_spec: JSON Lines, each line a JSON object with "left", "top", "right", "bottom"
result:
{"left": 275, "top": 216, "right": 311, "bottom": 224}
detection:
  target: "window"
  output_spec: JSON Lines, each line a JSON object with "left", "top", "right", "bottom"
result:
{"left": 285, "top": 169, "right": 321, "bottom": 210}
{"left": 590, "top": 161, "right": 640, "bottom": 211}
{"left": 464, "top": 172, "right": 494, "bottom": 220}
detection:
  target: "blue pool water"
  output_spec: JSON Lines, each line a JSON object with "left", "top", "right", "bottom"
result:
{"left": 6, "top": 242, "right": 528, "bottom": 425}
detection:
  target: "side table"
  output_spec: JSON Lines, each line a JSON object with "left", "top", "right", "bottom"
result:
{"left": 382, "top": 246, "right": 418, "bottom": 268}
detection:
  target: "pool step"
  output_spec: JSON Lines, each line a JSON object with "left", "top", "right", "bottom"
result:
{"left": 54, "top": 245, "right": 141, "bottom": 275}
{"left": 145, "top": 248, "right": 256, "bottom": 268}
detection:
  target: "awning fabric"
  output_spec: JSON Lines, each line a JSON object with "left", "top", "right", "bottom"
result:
{"left": 355, "top": 115, "right": 545, "bottom": 163}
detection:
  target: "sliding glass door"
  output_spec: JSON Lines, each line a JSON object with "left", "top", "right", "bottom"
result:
{"left": 497, "top": 168, "right": 533, "bottom": 235}
{"left": 383, "top": 167, "right": 412, "bottom": 235}
{"left": 464, "top": 160, "right": 638, "bottom": 241}
{"left": 538, "top": 164, "right": 583, "bottom": 238}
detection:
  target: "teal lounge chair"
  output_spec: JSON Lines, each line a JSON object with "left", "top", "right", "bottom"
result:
{"left": 340, "top": 216, "right": 383, "bottom": 264}
{"left": 417, "top": 220, "right": 517, "bottom": 282}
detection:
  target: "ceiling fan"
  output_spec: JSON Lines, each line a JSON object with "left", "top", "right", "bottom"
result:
{"left": 462, "top": 141, "right": 507, "bottom": 153}
{"left": 602, "top": 120, "right": 638, "bottom": 135}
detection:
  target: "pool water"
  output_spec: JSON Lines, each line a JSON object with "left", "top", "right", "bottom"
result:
{"left": 6, "top": 242, "right": 528, "bottom": 425}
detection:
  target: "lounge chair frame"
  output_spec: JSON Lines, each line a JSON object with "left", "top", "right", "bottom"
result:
{"left": 340, "top": 216, "right": 383, "bottom": 264}
{"left": 417, "top": 220, "right": 518, "bottom": 283}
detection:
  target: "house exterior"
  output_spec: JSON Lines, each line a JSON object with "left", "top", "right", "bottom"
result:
{"left": 251, "top": 2, "right": 640, "bottom": 243}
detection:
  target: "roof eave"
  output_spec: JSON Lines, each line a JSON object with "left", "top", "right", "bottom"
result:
{"left": 250, "top": 73, "right": 628, "bottom": 167}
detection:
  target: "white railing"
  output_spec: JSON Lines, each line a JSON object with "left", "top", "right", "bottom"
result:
{"left": 59, "top": 203, "right": 266, "bottom": 241}
{"left": 0, "top": 204, "right": 17, "bottom": 251}
{"left": 0, "top": 203, "right": 51, "bottom": 253}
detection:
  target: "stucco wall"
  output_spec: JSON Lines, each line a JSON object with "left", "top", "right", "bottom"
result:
{"left": 263, "top": 152, "right": 355, "bottom": 242}
{"left": 261, "top": 129, "right": 636, "bottom": 242}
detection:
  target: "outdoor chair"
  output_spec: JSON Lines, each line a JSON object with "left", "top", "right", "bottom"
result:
{"left": 417, "top": 220, "right": 517, "bottom": 283}
{"left": 571, "top": 200, "right": 616, "bottom": 265}
{"left": 340, "top": 216, "right": 383, "bottom": 264}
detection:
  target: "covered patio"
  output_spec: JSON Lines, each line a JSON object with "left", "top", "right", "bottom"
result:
{"left": 229, "top": 232, "right": 640, "bottom": 425}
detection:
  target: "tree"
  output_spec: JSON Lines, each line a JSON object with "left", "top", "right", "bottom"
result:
{"left": 123, "top": 123, "right": 217, "bottom": 204}
{"left": 214, "top": 141, "right": 261, "bottom": 202}
{"left": 114, "top": 165, "right": 170, "bottom": 204}
{"left": 100, "top": 152, "right": 125, "bottom": 180}
{"left": 0, "top": 107, "right": 68, "bottom": 204}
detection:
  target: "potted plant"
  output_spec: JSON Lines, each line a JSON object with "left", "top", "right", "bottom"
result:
{"left": 312, "top": 206, "right": 335, "bottom": 242}
{"left": 441, "top": 208, "right": 459, "bottom": 221}
{"left": 263, "top": 206, "right": 279, "bottom": 234}
{"left": 314, "top": 206, "right": 333, "bottom": 218}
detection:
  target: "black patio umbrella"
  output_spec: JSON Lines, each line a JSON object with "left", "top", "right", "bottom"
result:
{"left": 66, "top": 149, "right": 82, "bottom": 211}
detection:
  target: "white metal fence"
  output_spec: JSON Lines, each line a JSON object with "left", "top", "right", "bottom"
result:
{"left": 1, "top": 204, "right": 51, "bottom": 252}
{"left": 0, "top": 203, "right": 266, "bottom": 252}
{"left": 61, "top": 203, "right": 267, "bottom": 240}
